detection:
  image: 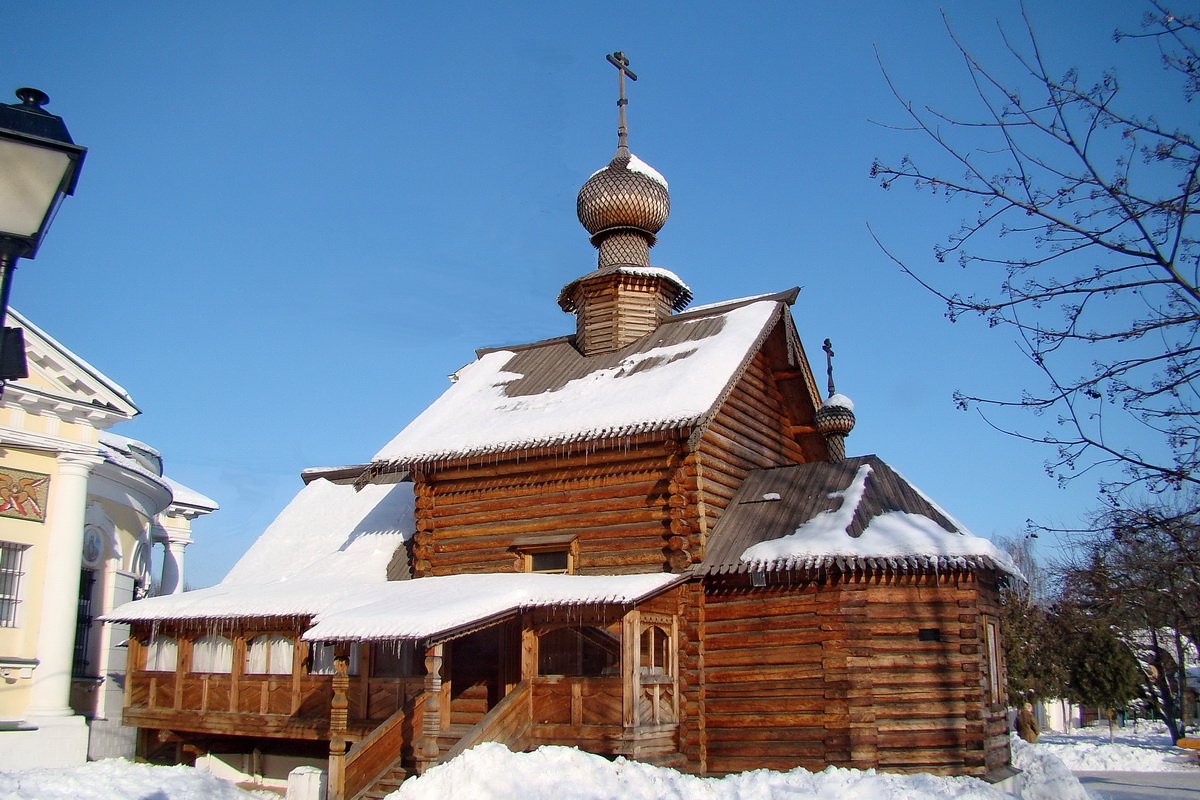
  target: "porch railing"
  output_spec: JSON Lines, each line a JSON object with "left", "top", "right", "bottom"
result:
{"left": 341, "top": 691, "right": 426, "bottom": 800}
{"left": 441, "top": 679, "right": 532, "bottom": 763}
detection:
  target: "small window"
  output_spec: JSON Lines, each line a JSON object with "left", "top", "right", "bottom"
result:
{"left": 145, "top": 635, "right": 178, "bottom": 671}
{"left": 529, "top": 550, "right": 570, "bottom": 574}
{"left": 192, "top": 635, "right": 233, "bottom": 674}
{"left": 639, "top": 625, "right": 671, "bottom": 677}
{"left": 371, "top": 641, "right": 423, "bottom": 677}
{"left": 984, "top": 618, "right": 1003, "bottom": 705}
{"left": 0, "top": 542, "right": 28, "bottom": 628}
{"left": 918, "top": 628, "right": 941, "bottom": 642}
{"left": 309, "top": 642, "right": 360, "bottom": 676}
{"left": 245, "top": 634, "right": 294, "bottom": 675}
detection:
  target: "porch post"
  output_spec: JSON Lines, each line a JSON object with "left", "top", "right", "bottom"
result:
{"left": 417, "top": 643, "right": 444, "bottom": 772}
{"left": 327, "top": 646, "right": 351, "bottom": 800}
{"left": 622, "top": 610, "right": 640, "bottom": 729}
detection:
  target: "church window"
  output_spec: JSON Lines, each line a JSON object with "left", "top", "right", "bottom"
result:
{"left": 245, "top": 634, "right": 294, "bottom": 675}
{"left": 309, "top": 641, "right": 360, "bottom": 676}
{"left": 144, "top": 635, "right": 178, "bottom": 671}
{"left": 0, "top": 542, "right": 28, "bottom": 628}
{"left": 192, "top": 635, "right": 233, "bottom": 673}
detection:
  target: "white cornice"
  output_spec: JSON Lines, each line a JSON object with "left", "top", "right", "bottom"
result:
{"left": 90, "top": 460, "right": 172, "bottom": 520}
{"left": 4, "top": 309, "right": 139, "bottom": 426}
{"left": 0, "top": 426, "right": 103, "bottom": 457}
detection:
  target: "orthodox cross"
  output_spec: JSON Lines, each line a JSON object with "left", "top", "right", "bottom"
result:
{"left": 823, "top": 338, "right": 837, "bottom": 397}
{"left": 606, "top": 51, "right": 637, "bottom": 151}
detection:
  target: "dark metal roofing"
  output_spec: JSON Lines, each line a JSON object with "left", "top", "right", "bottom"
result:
{"left": 700, "top": 455, "right": 1012, "bottom": 576}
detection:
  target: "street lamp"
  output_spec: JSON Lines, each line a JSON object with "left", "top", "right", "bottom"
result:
{"left": 0, "top": 87, "right": 86, "bottom": 382}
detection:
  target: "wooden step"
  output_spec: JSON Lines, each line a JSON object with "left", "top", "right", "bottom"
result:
{"left": 357, "top": 765, "right": 409, "bottom": 800}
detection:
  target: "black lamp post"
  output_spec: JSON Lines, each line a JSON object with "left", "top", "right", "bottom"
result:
{"left": 0, "top": 87, "right": 86, "bottom": 383}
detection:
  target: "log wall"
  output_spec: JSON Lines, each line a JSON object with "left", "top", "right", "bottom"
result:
{"left": 701, "top": 571, "right": 1005, "bottom": 777}
{"left": 692, "top": 350, "right": 819, "bottom": 541}
{"left": 414, "top": 440, "right": 688, "bottom": 577}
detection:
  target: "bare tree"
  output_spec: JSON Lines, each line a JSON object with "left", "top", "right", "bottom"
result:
{"left": 871, "top": 3, "right": 1199, "bottom": 508}
{"left": 1055, "top": 497, "right": 1200, "bottom": 740}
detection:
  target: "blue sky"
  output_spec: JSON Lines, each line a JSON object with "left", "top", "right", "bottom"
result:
{"left": 6, "top": 1, "right": 1167, "bottom": 587}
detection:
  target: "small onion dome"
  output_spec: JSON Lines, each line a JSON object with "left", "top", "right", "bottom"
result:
{"left": 577, "top": 149, "right": 670, "bottom": 244}
{"left": 814, "top": 394, "right": 856, "bottom": 437}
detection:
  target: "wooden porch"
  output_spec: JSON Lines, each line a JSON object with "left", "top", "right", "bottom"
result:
{"left": 335, "top": 606, "right": 683, "bottom": 799}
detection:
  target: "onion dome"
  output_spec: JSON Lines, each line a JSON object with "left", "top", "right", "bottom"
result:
{"left": 814, "top": 394, "right": 856, "bottom": 463}
{"left": 817, "top": 339, "right": 856, "bottom": 462}
{"left": 577, "top": 148, "right": 671, "bottom": 267}
{"left": 814, "top": 394, "right": 856, "bottom": 438}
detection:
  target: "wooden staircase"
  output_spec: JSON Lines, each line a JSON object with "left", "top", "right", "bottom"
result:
{"left": 348, "top": 681, "right": 531, "bottom": 800}
{"left": 356, "top": 763, "right": 409, "bottom": 800}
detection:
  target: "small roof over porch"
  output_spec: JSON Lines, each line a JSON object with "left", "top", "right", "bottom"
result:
{"left": 303, "top": 572, "right": 685, "bottom": 645}
{"left": 106, "top": 570, "right": 685, "bottom": 646}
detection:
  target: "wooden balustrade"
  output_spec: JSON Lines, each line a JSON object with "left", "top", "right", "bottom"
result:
{"left": 442, "top": 679, "right": 531, "bottom": 763}
{"left": 341, "top": 693, "right": 427, "bottom": 800}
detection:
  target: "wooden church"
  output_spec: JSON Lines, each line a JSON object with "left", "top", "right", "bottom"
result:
{"left": 108, "top": 54, "right": 1020, "bottom": 799}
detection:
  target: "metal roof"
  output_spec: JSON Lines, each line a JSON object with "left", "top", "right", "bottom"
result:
{"left": 700, "top": 455, "right": 1009, "bottom": 576}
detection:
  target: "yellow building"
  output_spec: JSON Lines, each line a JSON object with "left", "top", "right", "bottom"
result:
{"left": 0, "top": 310, "right": 217, "bottom": 768}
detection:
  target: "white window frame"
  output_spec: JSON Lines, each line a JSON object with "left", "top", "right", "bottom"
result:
{"left": 0, "top": 542, "right": 29, "bottom": 628}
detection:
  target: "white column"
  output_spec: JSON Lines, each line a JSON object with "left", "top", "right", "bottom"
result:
{"left": 26, "top": 452, "right": 102, "bottom": 719}
{"left": 154, "top": 514, "right": 193, "bottom": 595}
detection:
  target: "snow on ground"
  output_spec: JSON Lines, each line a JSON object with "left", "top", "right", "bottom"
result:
{"left": 0, "top": 758, "right": 274, "bottom": 800}
{"left": 3, "top": 723, "right": 1195, "bottom": 800}
{"left": 386, "top": 740, "right": 1096, "bottom": 800}
{"left": 1034, "top": 720, "right": 1199, "bottom": 772}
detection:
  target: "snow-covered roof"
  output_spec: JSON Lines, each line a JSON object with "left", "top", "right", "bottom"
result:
{"left": 163, "top": 477, "right": 219, "bottom": 512}
{"left": 369, "top": 295, "right": 788, "bottom": 469}
{"left": 304, "top": 572, "right": 683, "bottom": 643}
{"left": 702, "top": 456, "right": 1021, "bottom": 579}
{"left": 105, "top": 479, "right": 414, "bottom": 624}
{"left": 106, "top": 569, "right": 680, "bottom": 645}
{"left": 222, "top": 478, "right": 413, "bottom": 585}
{"left": 97, "top": 431, "right": 171, "bottom": 495}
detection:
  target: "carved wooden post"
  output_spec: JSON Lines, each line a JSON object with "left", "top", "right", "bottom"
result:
{"left": 327, "top": 646, "right": 351, "bottom": 800}
{"left": 417, "top": 643, "right": 444, "bottom": 773}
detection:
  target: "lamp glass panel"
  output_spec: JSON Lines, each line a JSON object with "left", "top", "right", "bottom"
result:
{"left": 0, "top": 139, "right": 71, "bottom": 237}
